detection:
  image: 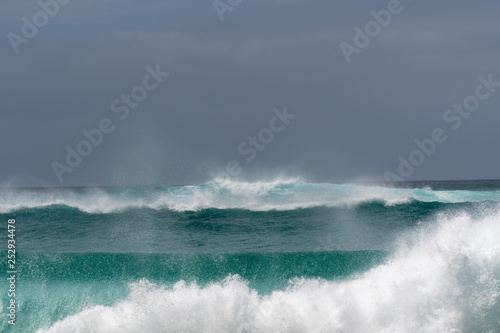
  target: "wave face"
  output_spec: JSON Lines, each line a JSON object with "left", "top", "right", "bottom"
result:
{"left": 1, "top": 179, "right": 500, "bottom": 332}
{"left": 1, "top": 178, "right": 500, "bottom": 214}
{"left": 0, "top": 251, "right": 385, "bottom": 332}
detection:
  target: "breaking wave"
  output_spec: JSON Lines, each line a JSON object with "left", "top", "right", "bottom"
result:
{"left": 37, "top": 209, "right": 500, "bottom": 333}
{"left": 2, "top": 178, "right": 500, "bottom": 214}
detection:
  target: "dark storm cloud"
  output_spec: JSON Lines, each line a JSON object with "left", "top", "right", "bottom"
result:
{"left": 1, "top": 0, "right": 499, "bottom": 186}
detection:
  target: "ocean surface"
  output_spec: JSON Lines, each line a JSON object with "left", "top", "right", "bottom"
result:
{"left": 1, "top": 178, "right": 500, "bottom": 332}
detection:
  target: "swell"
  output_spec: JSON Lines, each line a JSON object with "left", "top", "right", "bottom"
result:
{"left": 0, "top": 251, "right": 387, "bottom": 290}
{"left": 4, "top": 200, "right": 494, "bottom": 254}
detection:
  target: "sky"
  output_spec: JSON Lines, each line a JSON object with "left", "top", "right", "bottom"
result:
{"left": 1, "top": 0, "right": 500, "bottom": 187}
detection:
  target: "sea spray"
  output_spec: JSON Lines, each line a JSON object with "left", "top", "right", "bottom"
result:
{"left": 1, "top": 178, "right": 500, "bottom": 214}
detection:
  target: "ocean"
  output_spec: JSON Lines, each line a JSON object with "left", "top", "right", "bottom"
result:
{"left": 1, "top": 178, "right": 500, "bottom": 332}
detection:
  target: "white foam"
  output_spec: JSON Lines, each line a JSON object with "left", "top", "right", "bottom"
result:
{"left": 37, "top": 210, "right": 500, "bottom": 333}
{"left": 2, "top": 178, "right": 500, "bottom": 213}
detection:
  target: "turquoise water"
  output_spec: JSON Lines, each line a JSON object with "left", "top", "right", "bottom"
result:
{"left": 1, "top": 178, "right": 500, "bottom": 332}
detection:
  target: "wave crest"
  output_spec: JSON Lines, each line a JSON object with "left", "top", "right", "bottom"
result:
{"left": 1, "top": 178, "right": 500, "bottom": 214}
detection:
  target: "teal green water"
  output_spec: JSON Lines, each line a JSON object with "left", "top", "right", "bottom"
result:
{"left": 1, "top": 251, "right": 386, "bottom": 288}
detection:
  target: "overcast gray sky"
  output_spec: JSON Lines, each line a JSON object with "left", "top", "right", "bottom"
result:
{"left": 1, "top": 0, "right": 499, "bottom": 187}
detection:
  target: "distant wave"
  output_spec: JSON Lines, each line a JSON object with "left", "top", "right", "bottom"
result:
{"left": 36, "top": 210, "right": 500, "bottom": 333}
{"left": 1, "top": 177, "right": 500, "bottom": 214}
